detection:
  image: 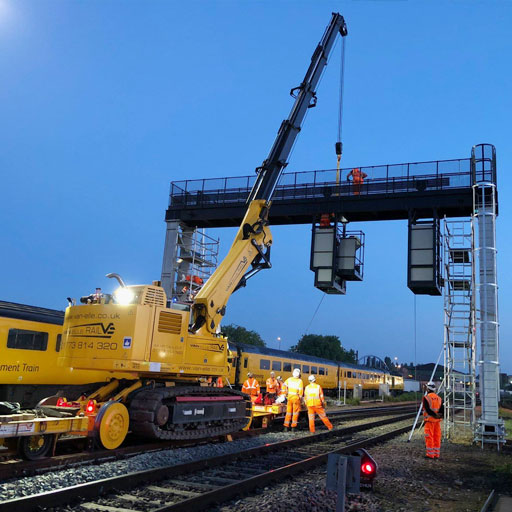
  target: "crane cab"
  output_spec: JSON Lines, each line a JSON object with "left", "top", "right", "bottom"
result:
{"left": 60, "top": 284, "right": 229, "bottom": 380}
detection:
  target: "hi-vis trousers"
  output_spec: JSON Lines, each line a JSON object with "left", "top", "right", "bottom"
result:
{"left": 307, "top": 406, "right": 333, "bottom": 433}
{"left": 424, "top": 421, "right": 441, "bottom": 458}
{"left": 284, "top": 395, "right": 301, "bottom": 428}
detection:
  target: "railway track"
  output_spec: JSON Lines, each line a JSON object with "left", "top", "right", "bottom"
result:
{"left": 0, "top": 403, "right": 417, "bottom": 480}
{"left": 0, "top": 411, "right": 416, "bottom": 512}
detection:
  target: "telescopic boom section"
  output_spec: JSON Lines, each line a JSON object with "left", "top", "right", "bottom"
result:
{"left": 190, "top": 13, "right": 348, "bottom": 335}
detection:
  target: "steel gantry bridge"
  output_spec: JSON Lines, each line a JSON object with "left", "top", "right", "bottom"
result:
{"left": 161, "top": 143, "right": 504, "bottom": 447}
{"left": 165, "top": 155, "right": 476, "bottom": 227}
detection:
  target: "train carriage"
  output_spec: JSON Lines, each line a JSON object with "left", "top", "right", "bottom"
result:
{"left": 229, "top": 342, "right": 401, "bottom": 398}
{"left": 0, "top": 301, "right": 132, "bottom": 406}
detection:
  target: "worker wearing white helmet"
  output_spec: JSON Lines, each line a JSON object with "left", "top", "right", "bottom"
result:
{"left": 242, "top": 372, "right": 260, "bottom": 403}
{"left": 281, "top": 368, "right": 304, "bottom": 431}
{"left": 304, "top": 375, "right": 333, "bottom": 433}
{"left": 422, "top": 381, "right": 444, "bottom": 459}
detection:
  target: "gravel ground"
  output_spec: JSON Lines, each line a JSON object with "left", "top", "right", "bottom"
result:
{"left": 0, "top": 416, "right": 378, "bottom": 501}
{"left": 214, "top": 425, "right": 512, "bottom": 512}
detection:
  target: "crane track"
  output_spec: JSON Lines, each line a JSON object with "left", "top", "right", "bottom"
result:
{"left": 0, "top": 412, "right": 416, "bottom": 512}
{"left": 0, "top": 404, "right": 417, "bottom": 480}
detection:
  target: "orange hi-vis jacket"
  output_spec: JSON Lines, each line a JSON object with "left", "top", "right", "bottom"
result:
{"left": 266, "top": 377, "right": 279, "bottom": 393}
{"left": 242, "top": 377, "right": 260, "bottom": 396}
{"left": 423, "top": 392, "right": 442, "bottom": 423}
{"left": 281, "top": 377, "right": 304, "bottom": 398}
{"left": 351, "top": 168, "right": 366, "bottom": 182}
{"left": 304, "top": 382, "right": 325, "bottom": 407}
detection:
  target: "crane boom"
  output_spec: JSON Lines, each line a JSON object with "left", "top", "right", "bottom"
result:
{"left": 191, "top": 12, "right": 348, "bottom": 335}
{"left": 248, "top": 12, "right": 348, "bottom": 203}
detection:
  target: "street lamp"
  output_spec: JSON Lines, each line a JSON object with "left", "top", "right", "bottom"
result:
{"left": 277, "top": 337, "right": 281, "bottom": 350}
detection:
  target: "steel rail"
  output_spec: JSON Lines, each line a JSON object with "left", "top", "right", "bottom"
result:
{"left": 155, "top": 423, "right": 414, "bottom": 512}
{"left": 0, "top": 412, "right": 415, "bottom": 512}
{"left": 0, "top": 403, "right": 417, "bottom": 480}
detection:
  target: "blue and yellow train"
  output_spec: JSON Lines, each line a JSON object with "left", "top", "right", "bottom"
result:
{"left": 0, "top": 300, "right": 403, "bottom": 407}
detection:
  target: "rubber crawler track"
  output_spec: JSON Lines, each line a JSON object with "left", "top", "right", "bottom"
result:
{"left": 129, "top": 386, "right": 252, "bottom": 440}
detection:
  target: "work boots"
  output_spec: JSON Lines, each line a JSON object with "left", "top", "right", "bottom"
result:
{"left": 291, "top": 427, "right": 296, "bottom": 432}
{"left": 284, "top": 426, "right": 289, "bottom": 432}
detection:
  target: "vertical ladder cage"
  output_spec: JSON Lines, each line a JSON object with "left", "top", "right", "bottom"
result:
{"left": 471, "top": 143, "right": 505, "bottom": 448}
{"left": 443, "top": 218, "right": 476, "bottom": 439}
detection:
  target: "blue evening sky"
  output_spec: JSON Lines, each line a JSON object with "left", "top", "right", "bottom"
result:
{"left": 1, "top": 1, "right": 510, "bottom": 372}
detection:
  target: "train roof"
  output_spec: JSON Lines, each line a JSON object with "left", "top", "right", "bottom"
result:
{"left": 230, "top": 342, "right": 389, "bottom": 374}
{"left": 0, "top": 300, "right": 65, "bottom": 326}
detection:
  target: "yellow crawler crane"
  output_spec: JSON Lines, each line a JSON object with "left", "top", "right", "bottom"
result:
{"left": 58, "top": 12, "right": 348, "bottom": 449}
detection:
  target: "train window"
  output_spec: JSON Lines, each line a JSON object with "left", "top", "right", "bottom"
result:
{"left": 311, "top": 366, "right": 317, "bottom": 374}
{"left": 272, "top": 361, "right": 281, "bottom": 372}
{"left": 347, "top": 371, "right": 352, "bottom": 378}
{"left": 319, "top": 367, "right": 325, "bottom": 375}
{"left": 7, "top": 329, "right": 48, "bottom": 351}
{"left": 326, "top": 368, "right": 328, "bottom": 376}
{"left": 283, "top": 362, "right": 292, "bottom": 372}
{"left": 244, "top": 357, "right": 248, "bottom": 368}
{"left": 260, "top": 359, "right": 270, "bottom": 370}
{"left": 55, "top": 334, "right": 62, "bottom": 352}
{"left": 302, "top": 365, "right": 310, "bottom": 373}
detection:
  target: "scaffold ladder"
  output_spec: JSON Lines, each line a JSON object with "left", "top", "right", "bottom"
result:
{"left": 443, "top": 218, "right": 476, "bottom": 439}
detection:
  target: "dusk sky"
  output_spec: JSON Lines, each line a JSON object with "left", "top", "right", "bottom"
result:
{"left": 1, "top": 1, "right": 510, "bottom": 372}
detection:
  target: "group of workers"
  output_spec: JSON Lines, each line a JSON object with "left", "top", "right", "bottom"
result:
{"left": 242, "top": 368, "right": 332, "bottom": 433}
{"left": 243, "top": 371, "right": 444, "bottom": 460}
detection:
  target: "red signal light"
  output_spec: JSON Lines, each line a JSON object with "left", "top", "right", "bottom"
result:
{"left": 361, "top": 461, "right": 375, "bottom": 475}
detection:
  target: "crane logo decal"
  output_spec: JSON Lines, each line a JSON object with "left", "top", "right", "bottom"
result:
{"left": 68, "top": 322, "right": 116, "bottom": 339}
{"left": 190, "top": 342, "right": 225, "bottom": 353}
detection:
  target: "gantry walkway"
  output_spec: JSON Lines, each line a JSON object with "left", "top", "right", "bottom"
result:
{"left": 166, "top": 155, "right": 490, "bottom": 228}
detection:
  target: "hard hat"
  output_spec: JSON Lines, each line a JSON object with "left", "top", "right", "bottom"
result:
{"left": 270, "top": 371, "right": 275, "bottom": 377}
{"left": 426, "top": 381, "right": 436, "bottom": 391}
{"left": 247, "top": 372, "right": 253, "bottom": 378}
{"left": 292, "top": 368, "right": 301, "bottom": 378}
{"left": 277, "top": 376, "right": 282, "bottom": 380}
{"left": 308, "top": 375, "right": 316, "bottom": 382}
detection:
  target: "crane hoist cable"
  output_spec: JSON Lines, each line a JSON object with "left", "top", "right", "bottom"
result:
{"left": 304, "top": 293, "right": 326, "bottom": 334}
{"left": 335, "top": 36, "right": 346, "bottom": 186}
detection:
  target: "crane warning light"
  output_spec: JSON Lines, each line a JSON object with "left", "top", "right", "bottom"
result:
{"left": 85, "top": 400, "right": 96, "bottom": 415}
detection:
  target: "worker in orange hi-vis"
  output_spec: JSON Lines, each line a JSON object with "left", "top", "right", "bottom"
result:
{"left": 281, "top": 368, "right": 304, "bottom": 432}
{"left": 422, "top": 381, "right": 444, "bottom": 459}
{"left": 304, "top": 375, "right": 333, "bottom": 433}
{"left": 347, "top": 167, "right": 368, "bottom": 196}
{"left": 266, "top": 371, "right": 279, "bottom": 402}
{"left": 215, "top": 376, "right": 224, "bottom": 388}
{"left": 242, "top": 372, "right": 260, "bottom": 403}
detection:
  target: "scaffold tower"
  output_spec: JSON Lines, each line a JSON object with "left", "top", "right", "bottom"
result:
{"left": 443, "top": 218, "right": 476, "bottom": 438}
{"left": 161, "top": 222, "right": 219, "bottom": 304}
{"left": 472, "top": 144, "right": 505, "bottom": 447}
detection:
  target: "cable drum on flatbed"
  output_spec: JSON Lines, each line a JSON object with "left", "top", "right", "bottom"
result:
{"left": 129, "top": 386, "right": 252, "bottom": 440}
